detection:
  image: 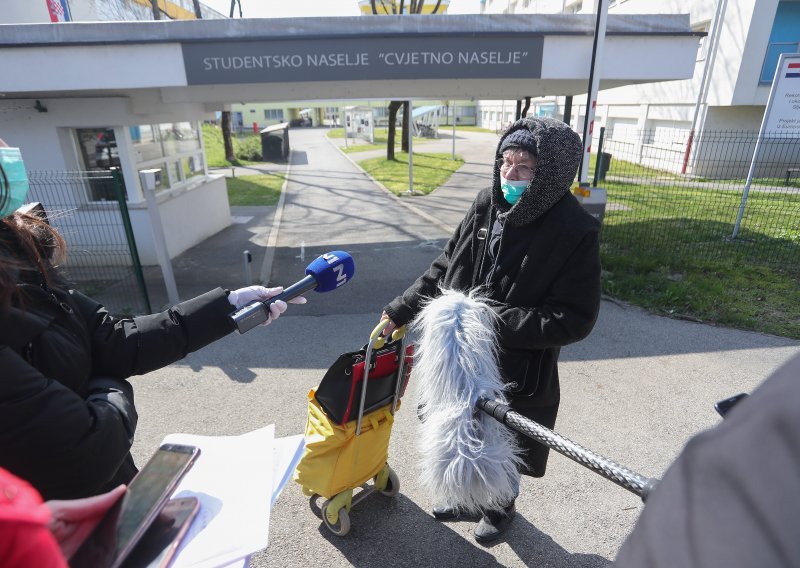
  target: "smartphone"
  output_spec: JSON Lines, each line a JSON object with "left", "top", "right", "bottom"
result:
{"left": 70, "top": 444, "right": 200, "bottom": 568}
{"left": 120, "top": 497, "right": 200, "bottom": 568}
{"left": 714, "top": 392, "right": 749, "bottom": 418}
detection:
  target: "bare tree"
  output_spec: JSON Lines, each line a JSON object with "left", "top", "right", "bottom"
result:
{"left": 221, "top": 0, "right": 244, "bottom": 163}
{"left": 221, "top": 111, "right": 236, "bottom": 162}
{"left": 150, "top": 0, "right": 160, "bottom": 19}
{"left": 386, "top": 101, "right": 403, "bottom": 161}
{"left": 371, "top": 1, "right": 444, "bottom": 159}
{"left": 192, "top": 0, "right": 202, "bottom": 18}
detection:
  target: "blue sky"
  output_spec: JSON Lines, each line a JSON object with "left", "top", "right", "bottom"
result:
{"left": 201, "top": 0, "right": 483, "bottom": 18}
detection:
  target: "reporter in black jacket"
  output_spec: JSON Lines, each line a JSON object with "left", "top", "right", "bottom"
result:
{"left": 380, "top": 118, "right": 602, "bottom": 543}
{"left": 0, "top": 138, "right": 301, "bottom": 500}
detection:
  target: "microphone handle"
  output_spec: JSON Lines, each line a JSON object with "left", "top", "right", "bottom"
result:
{"left": 231, "top": 275, "right": 318, "bottom": 334}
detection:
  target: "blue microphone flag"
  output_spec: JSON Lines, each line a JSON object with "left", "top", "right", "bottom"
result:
{"left": 306, "top": 250, "right": 355, "bottom": 292}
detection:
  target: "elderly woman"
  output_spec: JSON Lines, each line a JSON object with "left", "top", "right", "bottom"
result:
{"left": 380, "top": 117, "right": 602, "bottom": 544}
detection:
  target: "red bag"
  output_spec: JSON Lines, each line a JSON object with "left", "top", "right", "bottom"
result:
{"left": 314, "top": 340, "right": 413, "bottom": 425}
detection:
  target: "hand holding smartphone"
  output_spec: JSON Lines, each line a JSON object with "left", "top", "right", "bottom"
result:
{"left": 70, "top": 444, "right": 200, "bottom": 568}
{"left": 120, "top": 496, "right": 200, "bottom": 568}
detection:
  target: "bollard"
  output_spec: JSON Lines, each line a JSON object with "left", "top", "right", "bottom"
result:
{"left": 243, "top": 250, "right": 253, "bottom": 285}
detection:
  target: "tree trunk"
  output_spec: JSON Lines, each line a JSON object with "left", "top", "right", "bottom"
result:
{"left": 192, "top": 0, "right": 202, "bottom": 18}
{"left": 387, "top": 101, "right": 403, "bottom": 161}
{"left": 151, "top": 0, "right": 160, "bottom": 19}
{"left": 402, "top": 101, "right": 410, "bottom": 153}
{"left": 221, "top": 111, "right": 235, "bottom": 162}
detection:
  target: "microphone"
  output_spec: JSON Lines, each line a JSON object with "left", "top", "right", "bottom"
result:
{"left": 230, "top": 250, "right": 355, "bottom": 334}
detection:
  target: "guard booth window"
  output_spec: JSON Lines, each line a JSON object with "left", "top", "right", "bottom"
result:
{"left": 131, "top": 121, "right": 204, "bottom": 195}
{"left": 75, "top": 127, "right": 127, "bottom": 201}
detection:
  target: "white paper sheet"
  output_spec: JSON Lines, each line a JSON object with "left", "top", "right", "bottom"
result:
{"left": 271, "top": 434, "right": 304, "bottom": 507}
{"left": 162, "top": 425, "right": 275, "bottom": 568}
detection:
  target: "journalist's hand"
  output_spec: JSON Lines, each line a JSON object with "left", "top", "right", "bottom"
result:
{"left": 46, "top": 484, "right": 127, "bottom": 559}
{"left": 228, "top": 285, "right": 307, "bottom": 325}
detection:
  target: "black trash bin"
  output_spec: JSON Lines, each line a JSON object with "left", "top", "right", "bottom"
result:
{"left": 260, "top": 122, "right": 290, "bottom": 161}
{"left": 597, "top": 152, "right": 612, "bottom": 181}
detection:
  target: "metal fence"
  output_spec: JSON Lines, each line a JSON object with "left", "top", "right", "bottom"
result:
{"left": 593, "top": 129, "right": 800, "bottom": 274}
{"left": 27, "top": 170, "right": 151, "bottom": 315}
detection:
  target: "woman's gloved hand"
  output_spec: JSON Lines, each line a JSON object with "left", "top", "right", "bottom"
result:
{"left": 227, "top": 285, "right": 307, "bottom": 325}
{"left": 379, "top": 311, "right": 398, "bottom": 336}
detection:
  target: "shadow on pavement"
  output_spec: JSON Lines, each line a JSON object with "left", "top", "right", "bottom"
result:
{"left": 291, "top": 150, "right": 309, "bottom": 166}
{"left": 302, "top": 492, "right": 608, "bottom": 568}
{"left": 508, "top": 515, "right": 610, "bottom": 567}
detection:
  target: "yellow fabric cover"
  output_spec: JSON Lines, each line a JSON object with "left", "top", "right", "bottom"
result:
{"left": 293, "top": 390, "right": 398, "bottom": 499}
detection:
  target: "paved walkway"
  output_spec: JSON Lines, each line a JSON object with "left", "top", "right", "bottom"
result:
{"left": 127, "top": 127, "right": 799, "bottom": 568}
{"left": 340, "top": 129, "right": 500, "bottom": 232}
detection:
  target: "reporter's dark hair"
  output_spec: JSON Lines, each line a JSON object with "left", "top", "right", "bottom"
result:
{"left": 0, "top": 211, "right": 66, "bottom": 311}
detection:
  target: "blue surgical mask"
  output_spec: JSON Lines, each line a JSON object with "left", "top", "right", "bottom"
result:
{"left": 0, "top": 147, "right": 30, "bottom": 218}
{"left": 500, "top": 175, "right": 528, "bottom": 205}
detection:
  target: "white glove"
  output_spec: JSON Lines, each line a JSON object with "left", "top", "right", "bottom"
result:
{"left": 227, "top": 285, "right": 307, "bottom": 325}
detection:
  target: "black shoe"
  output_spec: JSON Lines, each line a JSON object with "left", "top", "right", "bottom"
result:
{"left": 432, "top": 503, "right": 459, "bottom": 520}
{"left": 474, "top": 502, "right": 516, "bottom": 544}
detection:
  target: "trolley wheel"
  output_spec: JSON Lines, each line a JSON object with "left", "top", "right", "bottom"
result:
{"left": 308, "top": 494, "right": 323, "bottom": 519}
{"left": 381, "top": 467, "right": 400, "bottom": 497}
{"left": 374, "top": 465, "right": 400, "bottom": 497}
{"left": 321, "top": 502, "right": 351, "bottom": 536}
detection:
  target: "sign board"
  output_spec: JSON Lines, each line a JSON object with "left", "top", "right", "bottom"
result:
{"left": 182, "top": 36, "right": 543, "bottom": 85}
{"left": 733, "top": 53, "right": 800, "bottom": 237}
{"left": 764, "top": 53, "right": 800, "bottom": 135}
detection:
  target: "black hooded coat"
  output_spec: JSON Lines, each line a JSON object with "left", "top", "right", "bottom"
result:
{"left": 384, "top": 117, "right": 602, "bottom": 477}
{"left": 0, "top": 281, "right": 236, "bottom": 500}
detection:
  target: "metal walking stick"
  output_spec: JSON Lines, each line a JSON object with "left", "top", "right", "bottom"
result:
{"left": 476, "top": 397, "right": 658, "bottom": 502}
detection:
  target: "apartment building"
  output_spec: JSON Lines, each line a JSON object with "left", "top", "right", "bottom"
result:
{"left": 478, "top": 0, "right": 800, "bottom": 176}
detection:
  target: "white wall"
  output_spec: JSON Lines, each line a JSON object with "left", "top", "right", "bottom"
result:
{"left": 566, "top": 0, "right": 779, "bottom": 132}
{"left": 604, "top": 0, "right": 779, "bottom": 107}
{"left": 128, "top": 176, "right": 231, "bottom": 264}
{"left": 0, "top": 97, "right": 132, "bottom": 171}
{"left": 0, "top": 44, "right": 187, "bottom": 92}
{"left": 0, "top": 1, "right": 53, "bottom": 23}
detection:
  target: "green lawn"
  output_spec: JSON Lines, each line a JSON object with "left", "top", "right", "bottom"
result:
{"left": 327, "top": 127, "right": 430, "bottom": 153}
{"left": 599, "top": 180, "right": 800, "bottom": 338}
{"left": 203, "top": 124, "right": 264, "bottom": 167}
{"left": 357, "top": 152, "right": 464, "bottom": 196}
{"left": 226, "top": 173, "right": 284, "bottom": 206}
{"left": 590, "top": 153, "right": 681, "bottom": 181}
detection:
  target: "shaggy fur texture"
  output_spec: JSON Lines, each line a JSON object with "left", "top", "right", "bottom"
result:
{"left": 411, "top": 289, "right": 523, "bottom": 514}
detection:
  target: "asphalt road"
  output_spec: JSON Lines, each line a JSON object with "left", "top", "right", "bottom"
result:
{"left": 129, "top": 128, "right": 800, "bottom": 568}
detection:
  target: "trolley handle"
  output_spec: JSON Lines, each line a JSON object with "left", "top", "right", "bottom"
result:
{"left": 370, "top": 320, "right": 406, "bottom": 349}
{"left": 356, "top": 321, "right": 409, "bottom": 436}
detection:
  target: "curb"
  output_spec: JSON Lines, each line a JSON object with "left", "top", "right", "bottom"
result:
{"left": 258, "top": 151, "right": 292, "bottom": 284}
{"left": 322, "top": 135, "right": 458, "bottom": 236}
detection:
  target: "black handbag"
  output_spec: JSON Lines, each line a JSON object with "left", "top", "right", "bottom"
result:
{"left": 314, "top": 339, "right": 413, "bottom": 426}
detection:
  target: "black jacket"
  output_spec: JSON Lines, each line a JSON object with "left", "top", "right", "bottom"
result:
{"left": 385, "top": 118, "right": 602, "bottom": 476}
{"left": 0, "top": 283, "right": 236, "bottom": 500}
